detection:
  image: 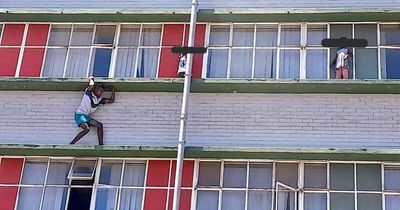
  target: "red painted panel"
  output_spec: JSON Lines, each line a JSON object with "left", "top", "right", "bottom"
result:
{"left": 0, "top": 158, "right": 23, "bottom": 184}
{"left": 184, "top": 24, "right": 206, "bottom": 78}
{"left": 170, "top": 160, "right": 194, "bottom": 187}
{"left": 162, "top": 24, "right": 184, "bottom": 46}
{"left": 168, "top": 189, "right": 192, "bottom": 210}
{"left": 146, "top": 160, "right": 171, "bottom": 187}
{"left": 158, "top": 48, "right": 181, "bottom": 78}
{"left": 0, "top": 187, "right": 19, "bottom": 210}
{"left": 0, "top": 48, "right": 20, "bottom": 76}
{"left": 144, "top": 189, "right": 168, "bottom": 210}
{"left": 25, "top": 24, "right": 50, "bottom": 46}
{"left": 1, "top": 24, "right": 25, "bottom": 46}
{"left": 19, "top": 48, "right": 45, "bottom": 77}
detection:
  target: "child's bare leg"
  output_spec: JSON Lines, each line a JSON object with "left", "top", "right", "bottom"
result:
{"left": 89, "top": 120, "right": 104, "bottom": 145}
{"left": 70, "top": 123, "right": 90, "bottom": 144}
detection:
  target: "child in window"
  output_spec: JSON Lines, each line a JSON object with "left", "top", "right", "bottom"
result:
{"left": 70, "top": 76, "right": 115, "bottom": 145}
{"left": 177, "top": 54, "right": 187, "bottom": 78}
{"left": 332, "top": 39, "right": 353, "bottom": 79}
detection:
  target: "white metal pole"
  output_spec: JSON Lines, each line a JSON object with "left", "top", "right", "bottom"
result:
{"left": 172, "top": 0, "right": 198, "bottom": 210}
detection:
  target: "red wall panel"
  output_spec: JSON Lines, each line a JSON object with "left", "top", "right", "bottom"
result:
{"left": 19, "top": 48, "right": 45, "bottom": 77}
{"left": 167, "top": 189, "right": 192, "bottom": 210}
{"left": 0, "top": 48, "right": 20, "bottom": 76}
{"left": 25, "top": 24, "right": 50, "bottom": 46}
{"left": 146, "top": 160, "right": 171, "bottom": 187}
{"left": 144, "top": 189, "right": 168, "bottom": 210}
{"left": 0, "top": 187, "right": 19, "bottom": 210}
{"left": 162, "top": 24, "right": 184, "bottom": 46}
{"left": 170, "top": 160, "right": 194, "bottom": 187}
{"left": 0, "top": 158, "right": 23, "bottom": 184}
{"left": 158, "top": 48, "right": 181, "bottom": 77}
{"left": 1, "top": 24, "right": 25, "bottom": 46}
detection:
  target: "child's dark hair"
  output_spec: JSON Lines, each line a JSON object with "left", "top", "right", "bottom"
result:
{"left": 96, "top": 83, "right": 105, "bottom": 89}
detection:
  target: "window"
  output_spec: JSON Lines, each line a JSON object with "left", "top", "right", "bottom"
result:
{"left": 42, "top": 24, "right": 162, "bottom": 78}
{"left": 380, "top": 24, "right": 400, "bottom": 79}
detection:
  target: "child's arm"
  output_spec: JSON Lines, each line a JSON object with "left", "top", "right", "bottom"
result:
{"left": 104, "top": 86, "right": 115, "bottom": 104}
{"left": 87, "top": 76, "right": 95, "bottom": 91}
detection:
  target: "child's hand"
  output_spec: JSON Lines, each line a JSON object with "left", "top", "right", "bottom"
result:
{"left": 88, "top": 76, "right": 94, "bottom": 80}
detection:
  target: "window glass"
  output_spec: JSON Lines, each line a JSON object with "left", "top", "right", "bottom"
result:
{"left": 384, "top": 166, "right": 400, "bottom": 190}
{"left": 17, "top": 187, "right": 42, "bottom": 210}
{"left": 386, "top": 195, "right": 400, "bottom": 210}
{"left": 140, "top": 25, "right": 161, "bottom": 46}
{"left": 356, "top": 164, "right": 381, "bottom": 191}
{"left": 115, "top": 48, "right": 137, "bottom": 77}
{"left": 330, "top": 24, "right": 352, "bottom": 39}
{"left": 355, "top": 48, "right": 378, "bottom": 79}
{"left": 69, "top": 159, "right": 97, "bottom": 179}
{"left": 304, "top": 193, "right": 327, "bottom": 210}
{"left": 230, "top": 49, "right": 253, "bottom": 78}
{"left": 380, "top": 24, "right": 400, "bottom": 45}
{"left": 47, "top": 160, "right": 72, "bottom": 185}
{"left": 249, "top": 163, "right": 273, "bottom": 189}
{"left": 275, "top": 163, "right": 298, "bottom": 187}
{"left": 65, "top": 48, "right": 90, "bottom": 77}
{"left": 355, "top": 24, "right": 377, "bottom": 46}
{"left": 95, "top": 188, "right": 117, "bottom": 210}
{"left": 22, "top": 159, "right": 47, "bottom": 185}
{"left": 330, "top": 193, "right": 355, "bottom": 210}
{"left": 70, "top": 25, "right": 94, "bottom": 46}
{"left": 90, "top": 48, "right": 112, "bottom": 77}
{"left": 232, "top": 25, "right": 254, "bottom": 47}
{"left": 42, "top": 187, "right": 68, "bottom": 210}
{"left": 254, "top": 49, "right": 276, "bottom": 78}
{"left": 304, "top": 163, "right": 327, "bottom": 189}
{"left": 279, "top": 50, "right": 300, "bottom": 79}
{"left": 207, "top": 49, "right": 228, "bottom": 78}
{"left": 280, "top": 25, "right": 300, "bottom": 46}
{"left": 256, "top": 25, "right": 278, "bottom": 47}
{"left": 48, "top": 25, "right": 71, "bottom": 46}
{"left": 223, "top": 162, "right": 247, "bottom": 188}
{"left": 276, "top": 184, "right": 296, "bottom": 210}
{"left": 119, "top": 25, "right": 140, "bottom": 46}
{"left": 122, "top": 162, "right": 146, "bottom": 186}
{"left": 381, "top": 49, "right": 400, "bottom": 79}
{"left": 136, "top": 48, "right": 159, "bottom": 77}
{"left": 196, "top": 191, "right": 219, "bottom": 210}
{"left": 94, "top": 25, "right": 115, "bottom": 44}
{"left": 42, "top": 48, "right": 67, "bottom": 77}
{"left": 120, "top": 189, "right": 143, "bottom": 210}
{"left": 306, "top": 50, "right": 328, "bottom": 79}
{"left": 222, "top": 191, "right": 246, "bottom": 210}
{"left": 248, "top": 191, "right": 272, "bottom": 210}
{"left": 357, "top": 194, "right": 382, "bottom": 210}
{"left": 330, "top": 163, "right": 354, "bottom": 191}
{"left": 99, "top": 161, "right": 122, "bottom": 186}
{"left": 210, "top": 25, "right": 230, "bottom": 46}
{"left": 198, "top": 162, "right": 221, "bottom": 186}
{"left": 307, "top": 25, "right": 327, "bottom": 46}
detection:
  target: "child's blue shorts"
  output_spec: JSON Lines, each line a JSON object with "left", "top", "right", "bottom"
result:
{"left": 74, "top": 113, "right": 94, "bottom": 126}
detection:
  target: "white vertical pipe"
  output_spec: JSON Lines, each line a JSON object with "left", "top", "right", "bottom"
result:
{"left": 172, "top": 0, "right": 198, "bottom": 209}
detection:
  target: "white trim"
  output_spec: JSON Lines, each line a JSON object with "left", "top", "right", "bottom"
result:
{"left": 14, "top": 23, "right": 29, "bottom": 77}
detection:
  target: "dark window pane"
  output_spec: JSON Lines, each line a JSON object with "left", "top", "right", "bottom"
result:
{"left": 67, "top": 188, "right": 92, "bottom": 210}
{"left": 355, "top": 24, "right": 377, "bottom": 46}
{"left": 223, "top": 162, "right": 247, "bottom": 188}
{"left": 249, "top": 163, "right": 272, "bottom": 189}
{"left": 330, "top": 193, "right": 355, "bottom": 210}
{"left": 304, "top": 163, "right": 327, "bottom": 189}
{"left": 356, "top": 164, "right": 381, "bottom": 191}
{"left": 198, "top": 162, "right": 221, "bottom": 186}
{"left": 330, "top": 163, "right": 354, "bottom": 191}
{"left": 91, "top": 48, "right": 112, "bottom": 77}
{"left": 207, "top": 49, "right": 228, "bottom": 78}
{"left": 330, "top": 24, "right": 352, "bottom": 39}
{"left": 357, "top": 193, "right": 382, "bottom": 210}
{"left": 381, "top": 49, "right": 400, "bottom": 79}
{"left": 386, "top": 195, "right": 400, "bottom": 210}
{"left": 276, "top": 163, "right": 298, "bottom": 187}
{"left": 355, "top": 48, "right": 378, "bottom": 79}
{"left": 94, "top": 25, "right": 115, "bottom": 44}
{"left": 380, "top": 24, "right": 400, "bottom": 45}
{"left": 384, "top": 166, "right": 400, "bottom": 190}
{"left": 70, "top": 160, "right": 96, "bottom": 178}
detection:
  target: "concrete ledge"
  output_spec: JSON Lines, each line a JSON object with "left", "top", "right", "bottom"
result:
{"left": 2, "top": 144, "right": 400, "bottom": 161}
{"left": 2, "top": 77, "right": 400, "bottom": 94}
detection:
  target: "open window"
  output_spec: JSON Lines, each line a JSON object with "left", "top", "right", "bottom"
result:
{"left": 275, "top": 182, "right": 297, "bottom": 210}
{"left": 68, "top": 159, "right": 97, "bottom": 180}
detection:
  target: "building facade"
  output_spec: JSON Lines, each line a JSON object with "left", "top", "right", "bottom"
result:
{"left": 1, "top": 0, "right": 400, "bottom": 210}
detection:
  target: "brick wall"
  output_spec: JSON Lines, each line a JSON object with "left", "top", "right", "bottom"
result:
{"left": 0, "top": 91, "right": 400, "bottom": 148}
